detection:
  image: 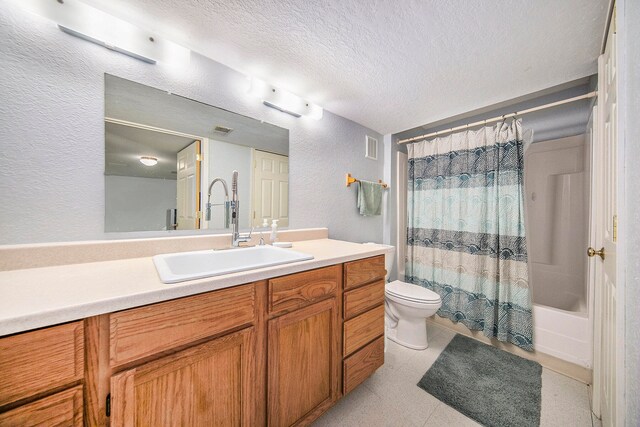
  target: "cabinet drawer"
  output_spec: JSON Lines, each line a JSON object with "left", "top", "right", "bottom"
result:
{"left": 344, "top": 279, "right": 385, "bottom": 320}
{"left": 269, "top": 265, "right": 341, "bottom": 315}
{"left": 343, "top": 336, "right": 384, "bottom": 394}
{"left": 0, "top": 386, "right": 83, "bottom": 426}
{"left": 110, "top": 283, "right": 255, "bottom": 367}
{"left": 0, "top": 322, "right": 84, "bottom": 407}
{"left": 343, "top": 305, "right": 385, "bottom": 357}
{"left": 344, "top": 255, "right": 385, "bottom": 290}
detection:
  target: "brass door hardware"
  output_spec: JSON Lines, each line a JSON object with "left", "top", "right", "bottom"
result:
{"left": 587, "top": 247, "right": 605, "bottom": 260}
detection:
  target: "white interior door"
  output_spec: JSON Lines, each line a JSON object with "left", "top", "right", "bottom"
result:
{"left": 592, "top": 21, "right": 619, "bottom": 427}
{"left": 252, "top": 150, "right": 289, "bottom": 227}
{"left": 176, "top": 140, "right": 201, "bottom": 230}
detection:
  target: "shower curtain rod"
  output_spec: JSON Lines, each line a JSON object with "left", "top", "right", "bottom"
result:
{"left": 396, "top": 91, "right": 597, "bottom": 145}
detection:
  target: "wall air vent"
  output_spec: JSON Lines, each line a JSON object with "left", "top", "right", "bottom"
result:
{"left": 365, "top": 135, "right": 378, "bottom": 160}
{"left": 213, "top": 125, "right": 233, "bottom": 135}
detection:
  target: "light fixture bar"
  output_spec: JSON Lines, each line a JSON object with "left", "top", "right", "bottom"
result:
{"left": 262, "top": 101, "right": 302, "bottom": 118}
{"left": 248, "top": 77, "right": 323, "bottom": 120}
{"left": 17, "top": 0, "right": 190, "bottom": 65}
{"left": 58, "top": 25, "right": 156, "bottom": 64}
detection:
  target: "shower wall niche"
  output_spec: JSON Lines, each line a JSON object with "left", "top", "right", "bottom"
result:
{"left": 525, "top": 134, "right": 589, "bottom": 313}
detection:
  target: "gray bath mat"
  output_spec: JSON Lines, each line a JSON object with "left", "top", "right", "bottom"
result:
{"left": 417, "top": 334, "right": 542, "bottom": 427}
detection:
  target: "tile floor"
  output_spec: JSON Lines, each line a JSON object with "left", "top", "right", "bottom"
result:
{"left": 314, "top": 323, "right": 596, "bottom": 427}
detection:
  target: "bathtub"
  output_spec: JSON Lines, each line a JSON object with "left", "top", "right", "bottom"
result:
{"left": 395, "top": 132, "right": 594, "bottom": 369}
{"left": 526, "top": 134, "right": 592, "bottom": 368}
{"left": 533, "top": 304, "right": 591, "bottom": 367}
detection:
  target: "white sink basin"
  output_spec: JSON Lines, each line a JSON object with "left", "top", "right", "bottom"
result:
{"left": 153, "top": 245, "right": 314, "bottom": 284}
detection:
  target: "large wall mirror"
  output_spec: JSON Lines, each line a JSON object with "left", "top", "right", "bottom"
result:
{"left": 105, "top": 74, "right": 289, "bottom": 233}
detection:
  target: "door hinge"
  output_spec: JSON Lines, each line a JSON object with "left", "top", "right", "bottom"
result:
{"left": 196, "top": 154, "right": 203, "bottom": 162}
{"left": 613, "top": 214, "right": 618, "bottom": 242}
{"left": 197, "top": 211, "right": 202, "bottom": 220}
{"left": 106, "top": 393, "right": 111, "bottom": 417}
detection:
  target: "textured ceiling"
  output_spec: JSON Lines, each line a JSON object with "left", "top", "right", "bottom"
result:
{"left": 84, "top": 0, "right": 606, "bottom": 134}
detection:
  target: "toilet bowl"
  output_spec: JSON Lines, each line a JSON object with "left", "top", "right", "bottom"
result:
{"left": 370, "top": 244, "right": 442, "bottom": 350}
{"left": 385, "top": 280, "right": 442, "bottom": 350}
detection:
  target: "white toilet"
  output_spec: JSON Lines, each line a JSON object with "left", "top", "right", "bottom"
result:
{"left": 383, "top": 248, "right": 442, "bottom": 350}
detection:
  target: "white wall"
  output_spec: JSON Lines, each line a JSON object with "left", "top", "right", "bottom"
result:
{"left": 206, "top": 140, "right": 251, "bottom": 230}
{"left": 105, "top": 175, "right": 176, "bottom": 232}
{"left": 622, "top": 0, "right": 640, "bottom": 424}
{"left": 0, "top": 4, "right": 384, "bottom": 245}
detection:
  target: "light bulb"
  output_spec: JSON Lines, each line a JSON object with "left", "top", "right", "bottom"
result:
{"left": 139, "top": 156, "right": 158, "bottom": 166}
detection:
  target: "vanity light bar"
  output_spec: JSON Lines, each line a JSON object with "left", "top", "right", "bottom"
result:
{"left": 262, "top": 100, "right": 302, "bottom": 118}
{"left": 17, "top": 0, "right": 190, "bottom": 65}
{"left": 58, "top": 25, "right": 156, "bottom": 64}
{"left": 248, "top": 77, "right": 323, "bottom": 120}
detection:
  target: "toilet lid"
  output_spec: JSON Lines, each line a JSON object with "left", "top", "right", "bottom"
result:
{"left": 385, "top": 280, "right": 441, "bottom": 303}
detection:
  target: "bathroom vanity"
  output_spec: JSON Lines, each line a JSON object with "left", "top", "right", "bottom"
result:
{"left": 0, "top": 236, "right": 388, "bottom": 426}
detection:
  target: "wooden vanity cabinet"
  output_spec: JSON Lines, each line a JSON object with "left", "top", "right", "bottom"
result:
{"left": 0, "top": 255, "right": 387, "bottom": 426}
{"left": 107, "top": 282, "right": 260, "bottom": 427}
{"left": 267, "top": 266, "right": 341, "bottom": 427}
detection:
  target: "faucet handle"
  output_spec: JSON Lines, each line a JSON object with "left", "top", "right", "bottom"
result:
{"left": 239, "top": 226, "right": 254, "bottom": 241}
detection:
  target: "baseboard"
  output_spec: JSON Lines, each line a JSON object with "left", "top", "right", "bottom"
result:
{"left": 427, "top": 317, "right": 593, "bottom": 384}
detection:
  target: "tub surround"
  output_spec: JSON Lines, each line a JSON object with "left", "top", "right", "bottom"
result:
{"left": 0, "top": 230, "right": 391, "bottom": 337}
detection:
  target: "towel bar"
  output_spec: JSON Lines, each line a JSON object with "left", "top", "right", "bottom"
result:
{"left": 346, "top": 173, "right": 388, "bottom": 188}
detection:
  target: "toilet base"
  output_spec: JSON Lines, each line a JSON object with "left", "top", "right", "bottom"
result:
{"left": 385, "top": 319, "right": 430, "bottom": 350}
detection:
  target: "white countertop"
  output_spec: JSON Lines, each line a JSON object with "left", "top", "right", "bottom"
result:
{"left": 0, "top": 239, "right": 392, "bottom": 336}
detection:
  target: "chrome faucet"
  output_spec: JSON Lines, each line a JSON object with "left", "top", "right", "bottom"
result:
{"left": 230, "top": 171, "right": 252, "bottom": 247}
{"left": 205, "top": 177, "right": 230, "bottom": 228}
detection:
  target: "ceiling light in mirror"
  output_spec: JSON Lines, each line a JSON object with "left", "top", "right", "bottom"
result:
{"left": 139, "top": 156, "right": 158, "bottom": 166}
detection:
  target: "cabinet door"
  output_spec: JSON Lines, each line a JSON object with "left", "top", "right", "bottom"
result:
{"left": 110, "top": 327, "right": 255, "bottom": 427}
{"left": 268, "top": 298, "right": 340, "bottom": 427}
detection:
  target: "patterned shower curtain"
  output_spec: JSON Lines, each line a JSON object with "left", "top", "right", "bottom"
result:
{"left": 406, "top": 119, "right": 533, "bottom": 351}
